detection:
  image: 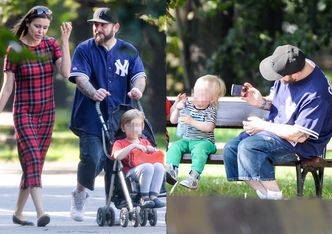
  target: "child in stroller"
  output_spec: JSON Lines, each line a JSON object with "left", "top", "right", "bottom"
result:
{"left": 112, "top": 109, "right": 165, "bottom": 208}
{"left": 96, "top": 102, "right": 165, "bottom": 227}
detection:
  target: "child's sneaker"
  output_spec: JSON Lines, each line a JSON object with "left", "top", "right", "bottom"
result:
{"left": 165, "top": 164, "right": 178, "bottom": 185}
{"left": 140, "top": 198, "right": 155, "bottom": 209}
{"left": 180, "top": 170, "right": 200, "bottom": 189}
{"left": 152, "top": 198, "right": 165, "bottom": 208}
{"left": 70, "top": 189, "right": 89, "bottom": 222}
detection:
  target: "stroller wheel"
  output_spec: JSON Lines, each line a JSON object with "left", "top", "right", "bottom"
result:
{"left": 96, "top": 207, "right": 106, "bottom": 226}
{"left": 148, "top": 209, "right": 158, "bottom": 226}
{"left": 139, "top": 208, "right": 148, "bottom": 226}
{"left": 130, "top": 207, "right": 140, "bottom": 227}
{"left": 105, "top": 207, "right": 115, "bottom": 226}
{"left": 120, "top": 207, "right": 129, "bottom": 227}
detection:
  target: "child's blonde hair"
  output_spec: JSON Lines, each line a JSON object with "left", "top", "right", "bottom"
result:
{"left": 194, "top": 75, "right": 226, "bottom": 105}
{"left": 120, "top": 109, "right": 145, "bottom": 129}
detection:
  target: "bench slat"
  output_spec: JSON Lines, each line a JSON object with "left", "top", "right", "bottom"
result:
{"left": 216, "top": 97, "right": 269, "bottom": 127}
{"left": 182, "top": 153, "right": 299, "bottom": 166}
{"left": 181, "top": 153, "right": 332, "bottom": 168}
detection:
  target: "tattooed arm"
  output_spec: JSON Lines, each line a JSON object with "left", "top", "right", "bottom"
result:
{"left": 132, "top": 75, "right": 146, "bottom": 93}
{"left": 128, "top": 75, "right": 146, "bottom": 100}
{"left": 75, "top": 76, "right": 110, "bottom": 101}
{"left": 259, "top": 98, "right": 272, "bottom": 111}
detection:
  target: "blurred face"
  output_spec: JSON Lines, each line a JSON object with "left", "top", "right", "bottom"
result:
{"left": 93, "top": 22, "right": 118, "bottom": 45}
{"left": 122, "top": 118, "right": 144, "bottom": 140}
{"left": 192, "top": 82, "right": 212, "bottom": 108}
{"left": 26, "top": 18, "right": 50, "bottom": 42}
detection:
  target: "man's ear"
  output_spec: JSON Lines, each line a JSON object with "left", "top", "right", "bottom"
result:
{"left": 114, "top": 23, "right": 120, "bottom": 34}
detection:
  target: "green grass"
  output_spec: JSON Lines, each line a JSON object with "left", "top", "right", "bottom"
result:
{"left": 0, "top": 108, "right": 167, "bottom": 162}
{"left": 167, "top": 164, "right": 332, "bottom": 199}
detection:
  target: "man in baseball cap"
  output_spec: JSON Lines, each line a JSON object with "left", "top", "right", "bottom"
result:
{"left": 87, "top": 7, "right": 118, "bottom": 24}
{"left": 69, "top": 6, "right": 147, "bottom": 221}
{"left": 224, "top": 44, "right": 332, "bottom": 200}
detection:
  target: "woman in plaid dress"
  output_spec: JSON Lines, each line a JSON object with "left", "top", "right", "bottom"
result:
{"left": 0, "top": 6, "right": 72, "bottom": 226}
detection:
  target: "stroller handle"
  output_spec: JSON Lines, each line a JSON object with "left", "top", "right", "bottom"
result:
{"left": 95, "top": 101, "right": 111, "bottom": 140}
{"left": 96, "top": 99, "right": 143, "bottom": 115}
{"left": 136, "top": 100, "right": 144, "bottom": 112}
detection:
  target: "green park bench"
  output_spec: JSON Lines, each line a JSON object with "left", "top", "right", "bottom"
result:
{"left": 167, "top": 96, "right": 332, "bottom": 198}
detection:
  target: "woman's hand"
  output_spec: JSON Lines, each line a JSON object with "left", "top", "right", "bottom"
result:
{"left": 60, "top": 22, "right": 72, "bottom": 42}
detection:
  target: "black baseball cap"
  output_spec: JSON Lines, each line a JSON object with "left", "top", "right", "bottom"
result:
{"left": 87, "top": 8, "right": 117, "bottom": 24}
{"left": 259, "top": 44, "right": 306, "bottom": 81}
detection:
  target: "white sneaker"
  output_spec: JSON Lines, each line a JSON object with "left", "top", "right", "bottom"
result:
{"left": 256, "top": 189, "right": 267, "bottom": 199}
{"left": 266, "top": 190, "right": 283, "bottom": 200}
{"left": 70, "top": 189, "right": 89, "bottom": 222}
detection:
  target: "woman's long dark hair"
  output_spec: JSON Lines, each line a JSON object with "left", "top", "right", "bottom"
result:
{"left": 12, "top": 6, "right": 52, "bottom": 39}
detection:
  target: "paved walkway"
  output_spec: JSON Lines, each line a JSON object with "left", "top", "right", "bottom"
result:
{"left": 0, "top": 161, "right": 166, "bottom": 233}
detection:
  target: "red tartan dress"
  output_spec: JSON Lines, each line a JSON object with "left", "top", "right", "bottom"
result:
{"left": 3, "top": 37, "right": 62, "bottom": 189}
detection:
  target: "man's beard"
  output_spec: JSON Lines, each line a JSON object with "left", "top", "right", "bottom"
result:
{"left": 95, "top": 31, "right": 114, "bottom": 45}
{"left": 281, "top": 75, "right": 297, "bottom": 84}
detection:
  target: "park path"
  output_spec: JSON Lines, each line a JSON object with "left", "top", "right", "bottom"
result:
{"left": 0, "top": 161, "right": 166, "bottom": 234}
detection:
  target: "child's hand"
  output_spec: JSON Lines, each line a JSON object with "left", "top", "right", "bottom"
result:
{"left": 176, "top": 100, "right": 185, "bottom": 110}
{"left": 134, "top": 143, "right": 147, "bottom": 152}
{"left": 183, "top": 115, "right": 193, "bottom": 125}
{"left": 180, "top": 114, "right": 193, "bottom": 125}
{"left": 146, "top": 145, "right": 156, "bottom": 152}
{"left": 176, "top": 93, "right": 187, "bottom": 102}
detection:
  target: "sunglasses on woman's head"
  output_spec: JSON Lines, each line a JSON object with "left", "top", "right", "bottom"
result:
{"left": 33, "top": 6, "right": 52, "bottom": 16}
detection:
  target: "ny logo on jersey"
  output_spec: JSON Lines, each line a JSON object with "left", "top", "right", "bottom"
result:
{"left": 115, "top": 59, "right": 129, "bottom": 77}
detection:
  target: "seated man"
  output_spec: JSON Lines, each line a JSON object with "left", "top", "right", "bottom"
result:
{"left": 223, "top": 44, "right": 332, "bottom": 199}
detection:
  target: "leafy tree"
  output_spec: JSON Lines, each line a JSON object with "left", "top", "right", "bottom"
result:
{"left": 0, "top": 0, "right": 166, "bottom": 134}
{"left": 167, "top": 0, "right": 332, "bottom": 96}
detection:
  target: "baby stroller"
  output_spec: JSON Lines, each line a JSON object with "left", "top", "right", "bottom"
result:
{"left": 95, "top": 101, "right": 163, "bottom": 227}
